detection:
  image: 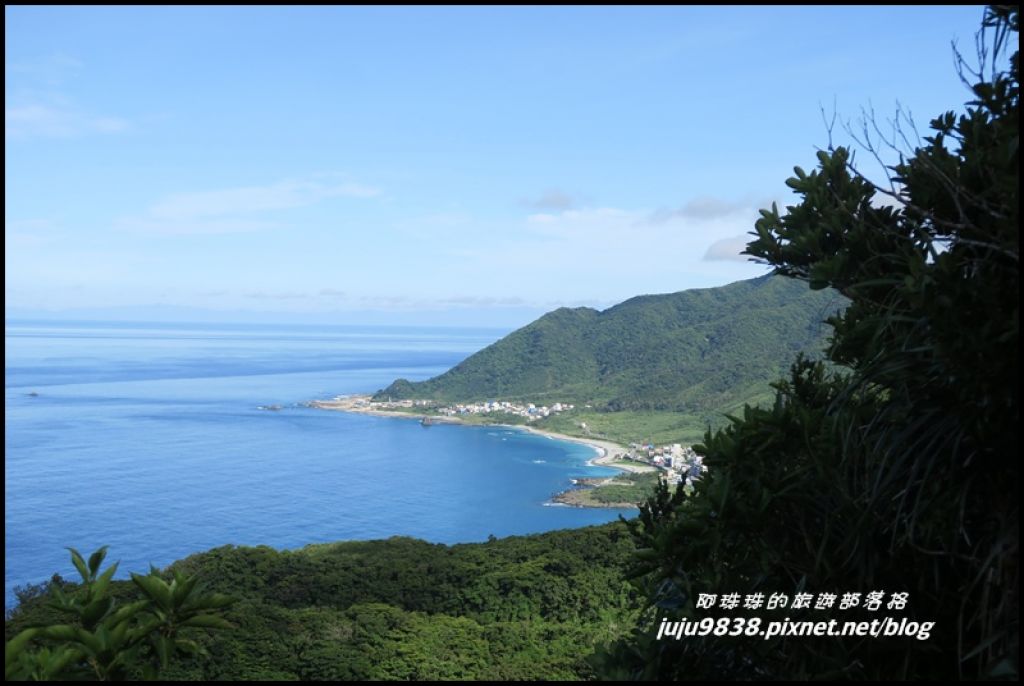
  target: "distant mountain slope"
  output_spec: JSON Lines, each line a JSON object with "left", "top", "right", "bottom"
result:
{"left": 375, "top": 275, "right": 846, "bottom": 412}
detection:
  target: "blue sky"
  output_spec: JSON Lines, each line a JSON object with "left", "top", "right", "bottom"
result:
{"left": 5, "top": 6, "right": 986, "bottom": 326}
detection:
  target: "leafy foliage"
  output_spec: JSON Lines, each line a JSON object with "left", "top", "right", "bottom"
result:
{"left": 376, "top": 275, "right": 844, "bottom": 414}
{"left": 7, "top": 524, "right": 641, "bottom": 681}
{"left": 5, "top": 547, "right": 235, "bottom": 681}
{"left": 607, "top": 6, "right": 1018, "bottom": 680}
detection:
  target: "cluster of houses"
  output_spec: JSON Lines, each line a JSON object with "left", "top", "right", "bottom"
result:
{"left": 622, "top": 442, "right": 708, "bottom": 488}
{"left": 437, "top": 400, "right": 574, "bottom": 420}
{"left": 362, "top": 397, "right": 575, "bottom": 422}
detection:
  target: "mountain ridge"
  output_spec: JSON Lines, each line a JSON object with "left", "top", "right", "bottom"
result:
{"left": 375, "top": 275, "right": 846, "bottom": 413}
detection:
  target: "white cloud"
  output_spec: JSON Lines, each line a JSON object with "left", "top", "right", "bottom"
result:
{"left": 5, "top": 218, "right": 58, "bottom": 249}
{"left": 6, "top": 53, "right": 83, "bottom": 85}
{"left": 243, "top": 291, "right": 310, "bottom": 300}
{"left": 118, "top": 217, "right": 282, "bottom": 236}
{"left": 149, "top": 180, "right": 379, "bottom": 220}
{"left": 328, "top": 183, "right": 381, "bottom": 199}
{"left": 649, "top": 195, "right": 776, "bottom": 223}
{"left": 5, "top": 102, "right": 129, "bottom": 139}
{"left": 437, "top": 295, "right": 527, "bottom": 307}
{"left": 521, "top": 189, "right": 576, "bottom": 211}
{"left": 6, "top": 53, "right": 130, "bottom": 139}
{"left": 703, "top": 234, "right": 753, "bottom": 262}
{"left": 5, "top": 218, "right": 55, "bottom": 233}
{"left": 439, "top": 202, "right": 769, "bottom": 301}
{"left": 524, "top": 207, "right": 635, "bottom": 240}
{"left": 120, "top": 177, "right": 382, "bottom": 234}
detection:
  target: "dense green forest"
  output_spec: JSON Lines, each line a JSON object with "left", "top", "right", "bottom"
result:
{"left": 6, "top": 524, "right": 640, "bottom": 681}
{"left": 375, "top": 275, "right": 845, "bottom": 414}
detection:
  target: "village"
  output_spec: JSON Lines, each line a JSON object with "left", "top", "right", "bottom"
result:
{"left": 620, "top": 441, "right": 707, "bottom": 489}
{"left": 358, "top": 396, "right": 575, "bottom": 421}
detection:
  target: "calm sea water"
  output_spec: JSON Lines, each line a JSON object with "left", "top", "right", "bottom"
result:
{"left": 4, "top": 320, "right": 626, "bottom": 606}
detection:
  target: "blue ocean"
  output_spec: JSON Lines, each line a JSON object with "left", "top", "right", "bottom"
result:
{"left": 4, "top": 320, "right": 627, "bottom": 607}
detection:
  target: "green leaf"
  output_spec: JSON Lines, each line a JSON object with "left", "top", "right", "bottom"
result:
{"left": 171, "top": 573, "right": 199, "bottom": 607}
{"left": 4, "top": 628, "right": 38, "bottom": 669}
{"left": 81, "top": 596, "right": 113, "bottom": 629}
{"left": 174, "top": 638, "right": 203, "bottom": 656}
{"left": 47, "top": 648, "right": 84, "bottom": 679}
{"left": 131, "top": 572, "right": 173, "bottom": 611}
{"left": 154, "top": 635, "right": 170, "bottom": 669}
{"left": 49, "top": 584, "right": 68, "bottom": 606}
{"left": 108, "top": 619, "right": 130, "bottom": 651}
{"left": 108, "top": 599, "right": 149, "bottom": 627}
{"left": 87, "top": 546, "right": 109, "bottom": 577}
{"left": 94, "top": 624, "right": 111, "bottom": 652}
{"left": 130, "top": 618, "right": 165, "bottom": 644}
{"left": 92, "top": 562, "right": 119, "bottom": 598}
{"left": 66, "top": 547, "right": 90, "bottom": 582}
{"left": 39, "top": 625, "right": 79, "bottom": 643}
{"left": 198, "top": 592, "right": 237, "bottom": 610}
{"left": 73, "top": 628, "right": 103, "bottom": 656}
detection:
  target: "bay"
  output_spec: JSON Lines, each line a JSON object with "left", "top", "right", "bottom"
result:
{"left": 4, "top": 320, "right": 627, "bottom": 607}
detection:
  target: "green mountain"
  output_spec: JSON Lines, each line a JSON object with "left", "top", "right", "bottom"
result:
{"left": 375, "top": 275, "right": 845, "bottom": 413}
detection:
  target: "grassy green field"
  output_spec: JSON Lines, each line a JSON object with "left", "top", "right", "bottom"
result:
{"left": 360, "top": 405, "right": 756, "bottom": 447}
{"left": 588, "top": 472, "right": 663, "bottom": 505}
{"left": 536, "top": 410, "right": 713, "bottom": 446}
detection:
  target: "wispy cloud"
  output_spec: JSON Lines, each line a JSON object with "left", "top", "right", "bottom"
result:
{"left": 149, "top": 180, "right": 380, "bottom": 220}
{"left": 6, "top": 54, "right": 130, "bottom": 139}
{"left": 703, "top": 234, "right": 753, "bottom": 262}
{"left": 521, "top": 189, "right": 576, "bottom": 211}
{"left": 5, "top": 101, "right": 129, "bottom": 139}
{"left": 6, "top": 53, "right": 83, "bottom": 86}
{"left": 6, "top": 220, "right": 52, "bottom": 250}
{"left": 526, "top": 207, "right": 635, "bottom": 239}
{"left": 120, "top": 177, "right": 382, "bottom": 235}
{"left": 5, "top": 218, "right": 56, "bottom": 233}
{"left": 118, "top": 217, "right": 282, "bottom": 236}
{"left": 243, "top": 291, "right": 311, "bottom": 300}
{"left": 456, "top": 201, "right": 771, "bottom": 297}
{"left": 356, "top": 294, "right": 417, "bottom": 308}
{"left": 437, "top": 295, "right": 527, "bottom": 307}
{"left": 648, "top": 195, "right": 775, "bottom": 223}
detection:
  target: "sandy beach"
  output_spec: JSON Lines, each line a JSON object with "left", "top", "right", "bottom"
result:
{"left": 510, "top": 423, "right": 653, "bottom": 474}
{"left": 309, "top": 394, "right": 650, "bottom": 469}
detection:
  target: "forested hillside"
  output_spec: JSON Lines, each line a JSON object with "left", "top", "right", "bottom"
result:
{"left": 6, "top": 524, "right": 639, "bottom": 681}
{"left": 376, "top": 275, "right": 845, "bottom": 412}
